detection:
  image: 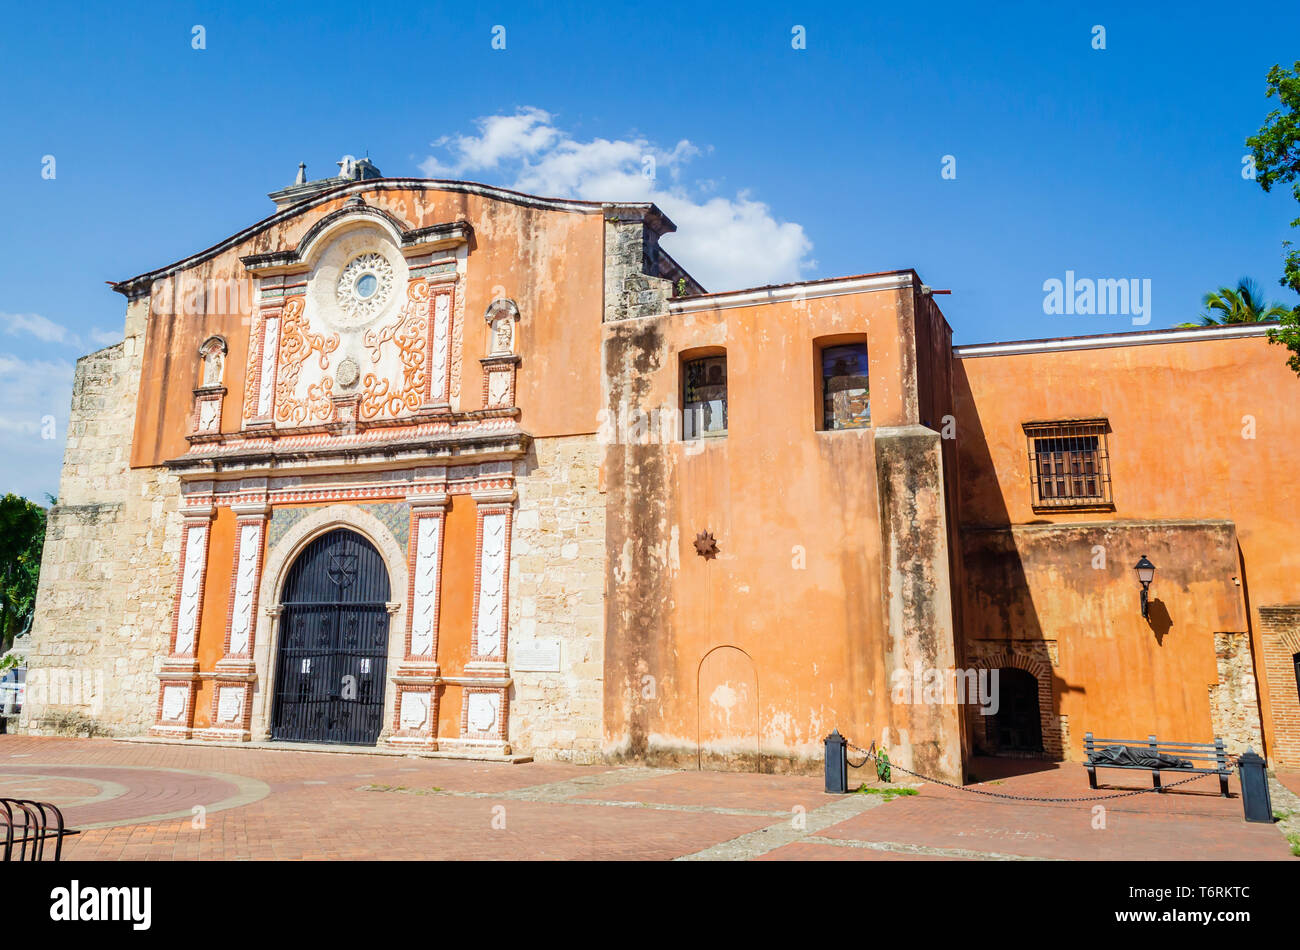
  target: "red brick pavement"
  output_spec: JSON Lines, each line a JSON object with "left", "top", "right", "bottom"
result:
{"left": 1, "top": 737, "right": 1293, "bottom": 861}
{"left": 816, "top": 760, "right": 1292, "bottom": 861}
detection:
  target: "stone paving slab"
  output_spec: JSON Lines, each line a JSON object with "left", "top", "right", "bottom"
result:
{"left": 1, "top": 737, "right": 1292, "bottom": 861}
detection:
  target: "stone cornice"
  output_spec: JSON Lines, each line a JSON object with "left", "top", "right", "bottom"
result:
{"left": 166, "top": 424, "right": 530, "bottom": 477}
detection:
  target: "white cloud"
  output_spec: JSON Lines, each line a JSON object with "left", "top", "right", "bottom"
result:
{"left": 420, "top": 109, "right": 812, "bottom": 291}
{"left": 1, "top": 312, "right": 121, "bottom": 352}
{"left": 0, "top": 353, "right": 73, "bottom": 502}
{"left": 2, "top": 311, "right": 70, "bottom": 344}
{"left": 90, "top": 328, "right": 123, "bottom": 347}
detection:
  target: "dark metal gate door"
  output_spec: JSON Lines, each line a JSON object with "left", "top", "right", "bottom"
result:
{"left": 271, "top": 528, "right": 391, "bottom": 745}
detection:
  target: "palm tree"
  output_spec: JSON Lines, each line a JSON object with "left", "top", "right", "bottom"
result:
{"left": 1178, "top": 278, "right": 1291, "bottom": 327}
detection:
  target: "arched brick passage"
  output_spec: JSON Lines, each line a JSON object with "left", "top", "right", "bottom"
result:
{"left": 966, "top": 652, "right": 1066, "bottom": 759}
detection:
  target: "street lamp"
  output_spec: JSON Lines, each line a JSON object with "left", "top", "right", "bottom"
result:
{"left": 1134, "top": 555, "right": 1156, "bottom": 619}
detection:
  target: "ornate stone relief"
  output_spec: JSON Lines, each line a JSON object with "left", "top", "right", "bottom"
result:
{"left": 227, "top": 522, "right": 262, "bottom": 655}
{"left": 256, "top": 315, "right": 280, "bottom": 419}
{"left": 161, "top": 686, "right": 187, "bottom": 722}
{"left": 275, "top": 297, "right": 340, "bottom": 425}
{"left": 475, "top": 513, "right": 507, "bottom": 658}
{"left": 400, "top": 691, "right": 430, "bottom": 729}
{"left": 174, "top": 524, "right": 208, "bottom": 655}
{"left": 197, "top": 398, "right": 221, "bottom": 433}
{"left": 466, "top": 692, "right": 499, "bottom": 734}
{"left": 217, "top": 686, "right": 244, "bottom": 724}
{"left": 429, "top": 290, "right": 452, "bottom": 402}
{"left": 360, "top": 279, "right": 429, "bottom": 419}
{"left": 409, "top": 515, "right": 442, "bottom": 657}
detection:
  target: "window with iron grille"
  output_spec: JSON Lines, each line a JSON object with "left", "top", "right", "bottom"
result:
{"left": 682, "top": 355, "right": 728, "bottom": 440}
{"left": 1023, "top": 419, "right": 1113, "bottom": 510}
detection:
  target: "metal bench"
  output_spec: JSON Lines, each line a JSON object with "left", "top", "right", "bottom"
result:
{"left": 1083, "top": 733, "right": 1231, "bottom": 798}
{"left": 0, "top": 798, "right": 78, "bottom": 861}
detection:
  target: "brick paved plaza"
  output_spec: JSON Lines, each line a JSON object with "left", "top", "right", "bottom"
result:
{"left": 1, "top": 735, "right": 1295, "bottom": 861}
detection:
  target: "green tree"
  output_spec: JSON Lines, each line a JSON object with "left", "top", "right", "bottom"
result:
{"left": 1246, "top": 61, "right": 1300, "bottom": 373}
{"left": 1177, "top": 278, "right": 1292, "bottom": 327}
{"left": 0, "top": 494, "right": 47, "bottom": 653}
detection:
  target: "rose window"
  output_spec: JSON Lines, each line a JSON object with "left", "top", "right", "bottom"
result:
{"left": 336, "top": 253, "right": 394, "bottom": 324}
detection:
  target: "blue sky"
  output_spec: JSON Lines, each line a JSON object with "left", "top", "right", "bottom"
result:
{"left": 2, "top": 1, "right": 1298, "bottom": 501}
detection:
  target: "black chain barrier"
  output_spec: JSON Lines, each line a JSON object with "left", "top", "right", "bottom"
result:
{"left": 845, "top": 739, "right": 1223, "bottom": 803}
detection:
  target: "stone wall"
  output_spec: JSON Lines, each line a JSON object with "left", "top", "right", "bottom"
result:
{"left": 507, "top": 434, "right": 606, "bottom": 762}
{"left": 21, "top": 300, "right": 181, "bottom": 736}
{"left": 1208, "top": 631, "right": 1264, "bottom": 755}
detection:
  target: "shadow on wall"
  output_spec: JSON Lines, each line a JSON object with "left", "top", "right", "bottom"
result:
{"left": 1147, "top": 599, "right": 1173, "bottom": 645}
{"left": 952, "top": 360, "right": 1079, "bottom": 760}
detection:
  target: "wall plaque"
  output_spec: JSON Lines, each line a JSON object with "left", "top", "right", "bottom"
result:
{"left": 513, "top": 639, "right": 562, "bottom": 673}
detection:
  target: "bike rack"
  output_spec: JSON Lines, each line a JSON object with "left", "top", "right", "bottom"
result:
{"left": 0, "top": 798, "right": 78, "bottom": 861}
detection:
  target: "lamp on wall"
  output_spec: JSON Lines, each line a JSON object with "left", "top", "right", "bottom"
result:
{"left": 1134, "top": 555, "right": 1156, "bottom": 619}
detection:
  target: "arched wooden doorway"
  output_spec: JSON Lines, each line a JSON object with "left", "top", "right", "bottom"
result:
{"left": 270, "top": 528, "right": 392, "bottom": 745}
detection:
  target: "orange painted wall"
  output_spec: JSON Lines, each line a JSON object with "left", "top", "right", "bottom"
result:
{"left": 128, "top": 185, "right": 607, "bottom": 470}
{"left": 603, "top": 282, "right": 954, "bottom": 766}
{"left": 192, "top": 506, "right": 237, "bottom": 729}
{"left": 955, "top": 334, "right": 1300, "bottom": 757}
{"left": 437, "top": 494, "right": 479, "bottom": 738}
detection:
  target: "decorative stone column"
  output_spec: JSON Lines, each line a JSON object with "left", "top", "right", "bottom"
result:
{"left": 200, "top": 500, "right": 270, "bottom": 742}
{"left": 388, "top": 493, "right": 448, "bottom": 749}
{"left": 150, "top": 502, "right": 215, "bottom": 738}
{"left": 243, "top": 287, "right": 292, "bottom": 428}
{"left": 422, "top": 280, "right": 456, "bottom": 409}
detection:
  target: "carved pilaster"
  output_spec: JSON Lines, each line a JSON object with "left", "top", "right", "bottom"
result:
{"left": 201, "top": 502, "right": 269, "bottom": 742}
{"left": 150, "top": 505, "right": 214, "bottom": 738}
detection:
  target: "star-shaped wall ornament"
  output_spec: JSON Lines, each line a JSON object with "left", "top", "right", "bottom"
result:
{"left": 694, "top": 530, "right": 719, "bottom": 560}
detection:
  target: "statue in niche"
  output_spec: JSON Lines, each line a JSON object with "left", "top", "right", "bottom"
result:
{"left": 203, "top": 350, "right": 224, "bottom": 386}
{"left": 491, "top": 315, "right": 513, "bottom": 355}
{"left": 199, "top": 336, "right": 227, "bottom": 387}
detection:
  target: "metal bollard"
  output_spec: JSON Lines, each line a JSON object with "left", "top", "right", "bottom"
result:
{"left": 1237, "top": 748, "right": 1273, "bottom": 823}
{"left": 824, "top": 729, "right": 847, "bottom": 794}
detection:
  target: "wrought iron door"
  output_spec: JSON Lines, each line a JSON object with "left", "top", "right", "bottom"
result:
{"left": 271, "top": 529, "right": 391, "bottom": 745}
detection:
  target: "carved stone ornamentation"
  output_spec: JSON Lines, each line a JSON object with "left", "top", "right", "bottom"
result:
{"left": 161, "top": 686, "right": 187, "bottom": 722}
{"left": 227, "top": 522, "right": 262, "bottom": 655}
{"left": 400, "top": 691, "right": 430, "bottom": 729}
{"left": 336, "top": 252, "right": 395, "bottom": 326}
{"left": 217, "top": 686, "right": 244, "bottom": 723}
{"left": 475, "top": 512, "right": 508, "bottom": 658}
{"left": 174, "top": 524, "right": 209, "bottom": 655}
{"left": 409, "top": 515, "right": 442, "bottom": 657}
{"left": 466, "top": 692, "right": 498, "bottom": 733}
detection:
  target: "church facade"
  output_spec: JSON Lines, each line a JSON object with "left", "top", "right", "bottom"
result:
{"left": 21, "top": 163, "right": 1300, "bottom": 781}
